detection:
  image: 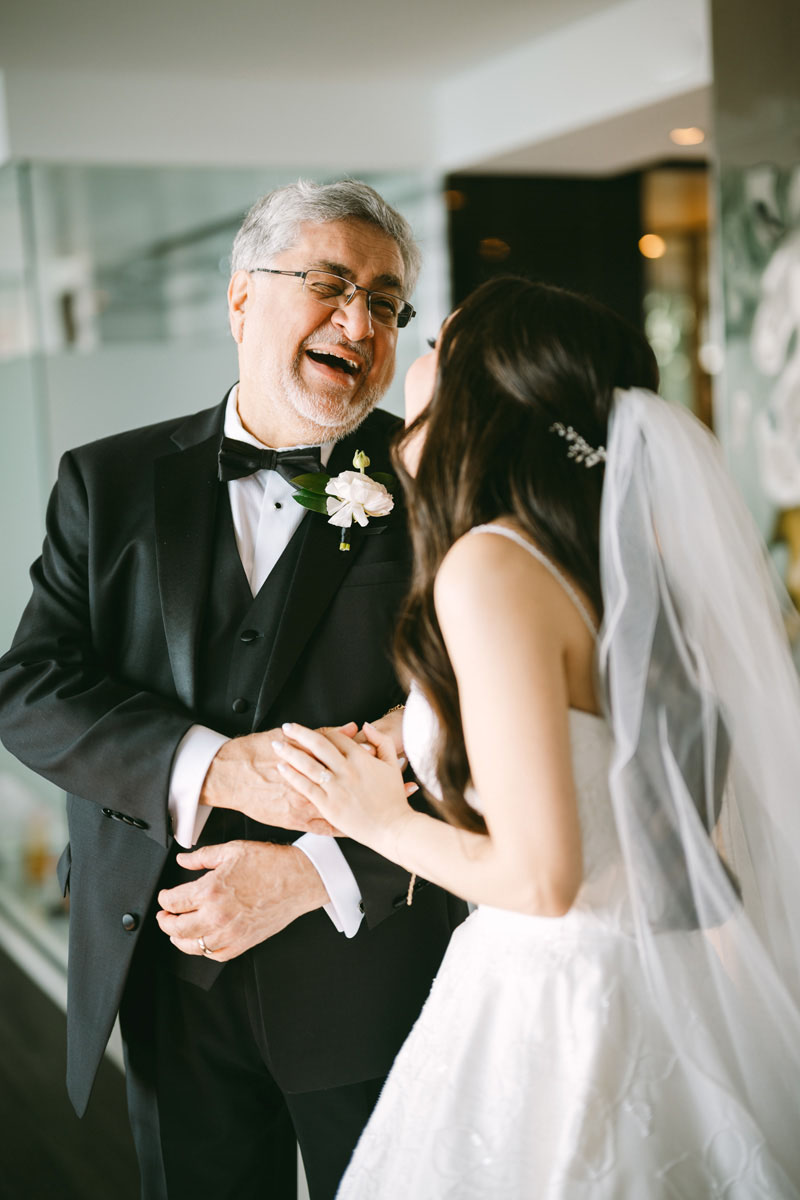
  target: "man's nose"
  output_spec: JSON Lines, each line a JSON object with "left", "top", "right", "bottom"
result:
{"left": 331, "top": 292, "right": 374, "bottom": 341}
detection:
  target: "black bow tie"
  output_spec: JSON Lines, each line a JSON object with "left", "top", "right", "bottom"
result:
{"left": 218, "top": 437, "right": 322, "bottom": 484}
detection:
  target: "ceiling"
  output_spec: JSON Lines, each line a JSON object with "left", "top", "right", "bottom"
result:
{"left": 0, "top": 0, "right": 711, "bottom": 175}
{"left": 1, "top": 0, "right": 618, "bottom": 82}
{"left": 476, "top": 88, "right": 712, "bottom": 177}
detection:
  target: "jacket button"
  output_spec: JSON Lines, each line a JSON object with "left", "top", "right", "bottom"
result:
{"left": 232, "top": 697, "right": 250, "bottom": 714}
{"left": 121, "top": 913, "right": 139, "bottom": 932}
{"left": 358, "top": 901, "right": 365, "bottom": 914}
{"left": 239, "top": 629, "right": 262, "bottom": 644}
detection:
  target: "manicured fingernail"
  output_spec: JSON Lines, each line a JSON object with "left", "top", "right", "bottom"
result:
{"left": 282, "top": 722, "right": 293, "bottom": 733}
{"left": 276, "top": 762, "right": 290, "bottom": 774}
{"left": 272, "top": 740, "right": 285, "bottom": 752}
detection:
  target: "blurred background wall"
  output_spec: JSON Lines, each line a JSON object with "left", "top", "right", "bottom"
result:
{"left": 1, "top": 0, "right": 798, "bottom": 1192}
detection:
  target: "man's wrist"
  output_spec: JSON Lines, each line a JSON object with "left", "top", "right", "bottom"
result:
{"left": 198, "top": 729, "right": 279, "bottom": 809}
{"left": 287, "top": 843, "right": 331, "bottom": 913}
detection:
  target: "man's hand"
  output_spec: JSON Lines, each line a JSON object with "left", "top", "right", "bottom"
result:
{"left": 199, "top": 726, "right": 358, "bottom": 832}
{"left": 156, "top": 841, "right": 329, "bottom": 960}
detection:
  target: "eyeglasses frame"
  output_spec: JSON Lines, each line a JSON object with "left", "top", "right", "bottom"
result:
{"left": 250, "top": 268, "right": 416, "bottom": 329}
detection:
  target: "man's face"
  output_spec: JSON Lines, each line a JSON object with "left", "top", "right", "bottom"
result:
{"left": 229, "top": 218, "right": 406, "bottom": 445}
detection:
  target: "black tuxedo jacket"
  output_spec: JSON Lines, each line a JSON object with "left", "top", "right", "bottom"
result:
{"left": 0, "top": 396, "right": 465, "bottom": 1117}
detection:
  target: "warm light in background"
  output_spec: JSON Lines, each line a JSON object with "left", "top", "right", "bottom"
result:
{"left": 638, "top": 234, "right": 667, "bottom": 259}
{"left": 478, "top": 237, "right": 511, "bottom": 262}
{"left": 444, "top": 189, "right": 468, "bottom": 212}
{"left": 669, "top": 127, "right": 706, "bottom": 146}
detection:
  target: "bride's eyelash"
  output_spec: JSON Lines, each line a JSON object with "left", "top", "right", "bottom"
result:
{"left": 426, "top": 337, "right": 437, "bottom": 349}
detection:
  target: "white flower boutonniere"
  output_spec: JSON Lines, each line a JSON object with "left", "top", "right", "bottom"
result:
{"left": 291, "top": 450, "right": 396, "bottom": 550}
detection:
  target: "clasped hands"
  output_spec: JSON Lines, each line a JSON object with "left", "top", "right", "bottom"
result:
{"left": 273, "top": 720, "right": 418, "bottom": 857}
{"left": 156, "top": 712, "right": 412, "bottom": 960}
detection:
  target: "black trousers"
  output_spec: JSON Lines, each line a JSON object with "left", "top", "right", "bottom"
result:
{"left": 119, "top": 952, "right": 385, "bottom": 1200}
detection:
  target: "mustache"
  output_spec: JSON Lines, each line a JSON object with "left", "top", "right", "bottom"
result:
{"left": 301, "top": 331, "right": 373, "bottom": 373}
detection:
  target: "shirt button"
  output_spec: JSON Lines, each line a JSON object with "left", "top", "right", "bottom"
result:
{"left": 239, "top": 629, "right": 261, "bottom": 644}
{"left": 121, "top": 913, "right": 139, "bottom": 932}
{"left": 232, "top": 697, "right": 250, "bottom": 714}
{"left": 274, "top": 501, "right": 282, "bottom": 510}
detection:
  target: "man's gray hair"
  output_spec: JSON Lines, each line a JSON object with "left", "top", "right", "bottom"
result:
{"left": 231, "top": 178, "right": 422, "bottom": 296}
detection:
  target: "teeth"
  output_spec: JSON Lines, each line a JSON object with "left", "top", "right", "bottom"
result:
{"left": 307, "top": 349, "right": 359, "bottom": 376}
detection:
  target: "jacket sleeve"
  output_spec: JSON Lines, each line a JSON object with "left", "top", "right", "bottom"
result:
{"left": 0, "top": 450, "right": 193, "bottom": 849}
{"left": 338, "top": 837, "right": 423, "bottom": 928}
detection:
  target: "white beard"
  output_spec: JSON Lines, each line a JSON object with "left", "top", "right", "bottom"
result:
{"left": 278, "top": 342, "right": 392, "bottom": 442}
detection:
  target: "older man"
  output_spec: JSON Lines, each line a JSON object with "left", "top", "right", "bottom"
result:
{"left": 0, "top": 180, "right": 465, "bottom": 1200}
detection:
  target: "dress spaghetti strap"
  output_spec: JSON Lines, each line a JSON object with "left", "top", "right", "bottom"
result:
{"left": 469, "top": 524, "right": 599, "bottom": 640}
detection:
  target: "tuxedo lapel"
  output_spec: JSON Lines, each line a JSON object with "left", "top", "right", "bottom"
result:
{"left": 154, "top": 403, "right": 225, "bottom": 710}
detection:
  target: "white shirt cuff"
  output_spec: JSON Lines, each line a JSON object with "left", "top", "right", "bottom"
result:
{"left": 294, "top": 833, "right": 364, "bottom": 938}
{"left": 169, "top": 725, "right": 230, "bottom": 848}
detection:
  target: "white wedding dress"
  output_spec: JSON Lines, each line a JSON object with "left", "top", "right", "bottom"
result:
{"left": 337, "top": 527, "right": 799, "bottom": 1199}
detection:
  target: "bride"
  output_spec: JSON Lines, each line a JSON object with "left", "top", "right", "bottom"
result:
{"left": 274, "top": 278, "right": 800, "bottom": 1197}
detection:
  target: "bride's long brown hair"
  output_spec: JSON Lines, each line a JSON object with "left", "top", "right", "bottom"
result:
{"left": 393, "top": 278, "right": 659, "bottom": 832}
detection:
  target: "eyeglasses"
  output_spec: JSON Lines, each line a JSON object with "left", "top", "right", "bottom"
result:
{"left": 251, "top": 268, "right": 416, "bottom": 329}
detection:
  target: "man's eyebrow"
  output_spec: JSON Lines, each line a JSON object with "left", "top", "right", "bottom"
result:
{"left": 310, "top": 260, "right": 405, "bottom": 294}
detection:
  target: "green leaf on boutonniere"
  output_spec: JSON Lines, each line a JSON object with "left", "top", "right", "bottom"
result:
{"left": 290, "top": 472, "right": 330, "bottom": 494}
{"left": 370, "top": 472, "right": 397, "bottom": 494}
{"left": 292, "top": 490, "right": 330, "bottom": 514}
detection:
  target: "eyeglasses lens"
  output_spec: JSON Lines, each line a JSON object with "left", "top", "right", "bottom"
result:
{"left": 302, "top": 271, "right": 410, "bottom": 328}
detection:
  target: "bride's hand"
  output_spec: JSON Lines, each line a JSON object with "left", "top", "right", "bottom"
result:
{"left": 351, "top": 706, "right": 407, "bottom": 766}
{"left": 273, "top": 722, "right": 417, "bottom": 855}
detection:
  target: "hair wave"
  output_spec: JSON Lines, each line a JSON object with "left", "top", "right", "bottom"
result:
{"left": 393, "top": 277, "right": 659, "bottom": 832}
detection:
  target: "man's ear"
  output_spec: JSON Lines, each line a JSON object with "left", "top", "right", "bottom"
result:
{"left": 228, "top": 270, "right": 251, "bottom": 343}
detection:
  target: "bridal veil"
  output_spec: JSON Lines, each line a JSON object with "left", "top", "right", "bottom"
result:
{"left": 599, "top": 388, "right": 800, "bottom": 1185}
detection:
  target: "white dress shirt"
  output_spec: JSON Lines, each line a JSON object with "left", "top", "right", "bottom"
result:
{"left": 167, "top": 386, "right": 364, "bottom": 937}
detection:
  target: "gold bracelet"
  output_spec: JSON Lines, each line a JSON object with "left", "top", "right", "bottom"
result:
{"left": 384, "top": 703, "right": 405, "bottom": 717}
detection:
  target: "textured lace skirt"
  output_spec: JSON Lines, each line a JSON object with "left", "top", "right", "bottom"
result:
{"left": 337, "top": 905, "right": 798, "bottom": 1199}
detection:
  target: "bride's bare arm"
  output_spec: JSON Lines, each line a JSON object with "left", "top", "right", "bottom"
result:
{"left": 276, "top": 531, "right": 589, "bottom": 916}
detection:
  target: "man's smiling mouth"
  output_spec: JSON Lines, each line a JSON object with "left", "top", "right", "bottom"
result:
{"left": 306, "top": 349, "right": 361, "bottom": 377}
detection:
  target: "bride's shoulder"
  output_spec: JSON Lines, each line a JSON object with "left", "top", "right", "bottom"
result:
{"left": 434, "top": 521, "right": 554, "bottom": 615}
